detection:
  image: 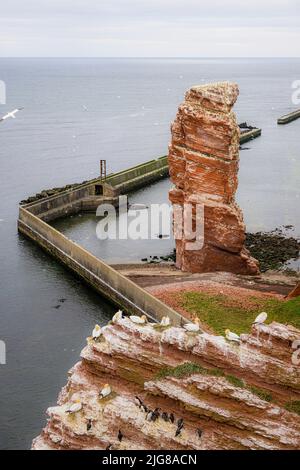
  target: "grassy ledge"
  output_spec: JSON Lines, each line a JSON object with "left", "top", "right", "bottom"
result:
{"left": 180, "top": 292, "right": 300, "bottom": 336}
{"left": 284, "top": 400, "right": 300, "bottom": 415}
{"left": 156, "top": 362, "right": 273, "bottom": 402}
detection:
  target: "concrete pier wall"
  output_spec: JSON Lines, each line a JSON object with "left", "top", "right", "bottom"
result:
{"left": 18, "top": 156, "right": 184, "bottom": 324}
{"left": 277, "top": 109, "right": 300, "bottom": 125}
{"left": 18, "top": 207, "right": 182, "bottom": 324}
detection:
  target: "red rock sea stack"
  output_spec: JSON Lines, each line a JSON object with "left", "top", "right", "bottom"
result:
{"left": 168, "top": 82, "right": 259, "bottom": 274}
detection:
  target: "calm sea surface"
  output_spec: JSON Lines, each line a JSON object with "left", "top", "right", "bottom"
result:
{"left": 0, "top": 58, "right": 299, "bottom": 449}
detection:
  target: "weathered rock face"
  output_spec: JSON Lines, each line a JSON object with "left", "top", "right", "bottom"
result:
{"left": 168, "top": 82, "right": 259, "bottom": 274}
{"left": 32, "top": 319, "right": 300, "bottom": 450}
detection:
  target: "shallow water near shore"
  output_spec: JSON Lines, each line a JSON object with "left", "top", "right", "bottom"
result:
{"left": 0, "top": 58, "right": 300, "bottom": 449}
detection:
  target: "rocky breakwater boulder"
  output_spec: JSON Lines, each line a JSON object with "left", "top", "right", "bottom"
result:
{"left": 168, "top": 82, "right": 259, "bottom": 274}
{"left": 32, "top": 317, "right": 300, "bottom": 450}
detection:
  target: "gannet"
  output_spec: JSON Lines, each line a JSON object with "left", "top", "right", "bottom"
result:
{"left": 92, "top": 324, "right": 102, "bottom": 341}
{"left": 99, "top": 384, "right": 112, "bottom": 399}
{"left": 253, "top": 312, "right": 268, "bottom": 325}
{"left": 65, "top": 399, "right": 82, "bottom": 414}
{"left": 129, "top": 314, "right": 147, "bottom": 325}
{"left": 0, "top": 108, "right": 24, "bottom": 122}
{"left": 225, "top": 329, "right": 240, "bottom": 343}
{"left": 112, "top": 310, "right": 123, "bottom": 323}
{"left": 183, "top": 317, "right": 201, "bottom": 333}
{"left": 160, "top": 316, "right": 171, "bottom": 327}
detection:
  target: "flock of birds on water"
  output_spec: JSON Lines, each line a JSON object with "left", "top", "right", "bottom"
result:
{"left": 63, "top": 309, "right": 268, "bottom": 448}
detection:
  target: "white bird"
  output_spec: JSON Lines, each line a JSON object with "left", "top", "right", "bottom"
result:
{"left": 0, "top": 107, "right": 24, "bottom": 122}
{"left": 65, "top": 399, "right": 82, "bottom": 414}
{"left": 112, "top": 310, "right": 123, "bottom": 323}
{"left": 92, "top": 324, "right": 102, "bottom": 341}
{"left": 99, "top": 384, "right": 112, "bottom": 399}
{"left": 225, "top": 329, "right": 240, "bottom": 343}
{"left": 252, "top": 312, "right": 268, "bottom": 325}
{"left": 183, "top": 317, "right": 201, "bottom": 333}
{"left": 129, "top": 314, "right": 147, "bottom": 325}
{"left": 160, "top": 316, "right": 171, "bottom": 327}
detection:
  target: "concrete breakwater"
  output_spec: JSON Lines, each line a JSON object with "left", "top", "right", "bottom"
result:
{"left": 18, "top": 156, "right": 182, "bottom": 324}
{"left": 277, "top": 109, "right": 300, "bottom": 125}
{"left": 240, "top": 128, "right": 261, "bottom": 144}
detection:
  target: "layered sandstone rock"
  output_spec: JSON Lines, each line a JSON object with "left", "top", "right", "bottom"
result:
{"left": 168, "top": 82, "right": 259, "bottom": 274}
{"left": 33, "top": 318, "right": 300, "bottom": 450}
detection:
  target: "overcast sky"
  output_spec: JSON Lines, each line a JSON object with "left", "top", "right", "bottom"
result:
{"left": 0, "top": 0, "right": 299, "bottom": 57}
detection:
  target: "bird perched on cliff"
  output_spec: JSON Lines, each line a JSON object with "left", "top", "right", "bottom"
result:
{"left": 92, "top": 324, "right": 102, "bottom": 341}
{"left": 196, "top": 428, "right": 203, "bottom": 439}
{"left": 112, "top": 310, "right": 123, "bottom": 323}
{"left": 175, "top": 427, "right": 182, "bottom": 437}
{"left": 161, "top": 412, "right": 169, "bottom": 422}
{"left": 129, "top": 314, "right": 148, "bottom": 325}
{"left": 99, "top": 384, "right": 112, "bottom": 399}
{"left": 183, "top": 317, "right": 202, "bottom": 333}
{"left": 160, "top": 316, "right": 171, "bottom": 327}
{"left": 253, "top": 312, "right": 268, "bottom": 325}
{"left": 65, "top": 399, "right": 82, "bottom": 414}
{"left": 118, "top": 430, "right": 123, "bottom": 442}
{"left": 106, "top": 443, "right": 113, "bottom": 450}
{"left": 169, "top": 413, "right": 175, "bottom": 423}
{"left": 87, "top": 419, "right": 92, "bottom": 431}
{"left": 146, "top": 408, "right": 160, "bottom": 422}
{"left": 0, "top": 107, "right": 24, "bottom": 122}
{"left": 225, "top": 329, "right": 240, "bottom": 343}
{"left": 177, "top": 418, "right": 184, "bottom": 429}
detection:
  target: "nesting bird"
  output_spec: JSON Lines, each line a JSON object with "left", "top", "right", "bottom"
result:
{"left": 196, "top": 428, "right": 203, "bottom": 439}
{"left": 161, "top": 412, "right": 169, "bottom": 422}
{"left": 112, "top": 310, "right": 123, "bottom": 323}
{"left": 169, "top": 413, "right": 175, "bottom": 423}
{"left": 129, "top": 314, "right": 147, "bottom": 325}
{"left": 65, "top": 399, "right": 82, "bottom": 414}
{"left": 253, "top": 312, "right": 268, "bottom": 325}
{"left": 160, "top": 316, "right": 171, "bottom": 327}
{"left": 92, "top": 324, "right": 102, "bottom": 341}
{"left": 118, "top": 430, "right": 123, "bottom": 442}
{"left": 99, "top": 384, "right": 112, "bottom": 399}
{"left": 183, "top": 317, "right": 201, "bottom": 333}
{"left": 87, "top": 419, "right": 92, "bottom": 431}
{"left": 225, "top": 329, "right": 240, "bottom": 343}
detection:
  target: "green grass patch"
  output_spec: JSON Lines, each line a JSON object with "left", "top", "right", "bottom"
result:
{"left": 180, "top": 291, "right": 300, "bottom": 336}
{"left": 284, "top": 400, "right": 300, "bottom": 415}
{"left": 226, "top": 375, "right": 245, "bottom": 388}
{"left": 248, "top": 386, "right": 273, "bottom": 402}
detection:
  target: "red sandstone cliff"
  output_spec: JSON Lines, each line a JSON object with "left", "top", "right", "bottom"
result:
{"left": 33, "top": 318, "right": 300, "bottom": 450}
{"left": 168, "top": 82, "right": 259, "bottom": 274}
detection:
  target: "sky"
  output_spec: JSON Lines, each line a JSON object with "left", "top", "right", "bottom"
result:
{"left": 0, "top": 0, "right": 299, "bottom": 57}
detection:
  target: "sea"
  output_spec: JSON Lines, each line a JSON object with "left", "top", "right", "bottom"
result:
{"left": 0, "top": 58, "right": 299, "bottom": 449}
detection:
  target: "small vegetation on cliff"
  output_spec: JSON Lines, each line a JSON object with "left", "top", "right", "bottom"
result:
{"left": 247, "top": 386, "right": 273, "bottom": 402}
{"left": 179, "top": 292, "right": 300, "bottom": 335}
{"left": 156, "top": 362, "right": 273, "bottom": 402}
{"left": 284, "top": 400, "right": 300, "bottom": 415}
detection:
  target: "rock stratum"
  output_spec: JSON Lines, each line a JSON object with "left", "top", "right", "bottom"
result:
{"left": 33, "top": 318, "right": 300, "bottom": 450}
{"left": 168, "top": 82, "right": 259, "bottom": 274}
